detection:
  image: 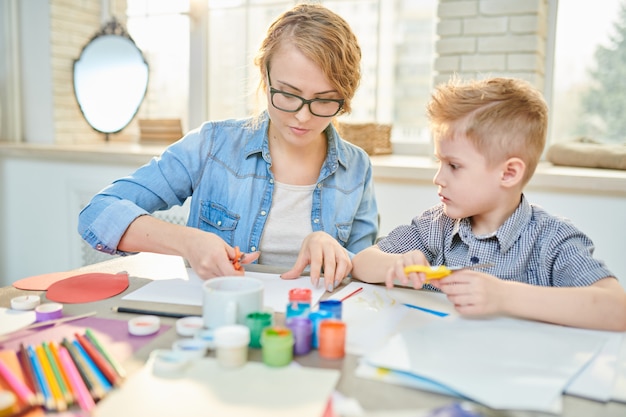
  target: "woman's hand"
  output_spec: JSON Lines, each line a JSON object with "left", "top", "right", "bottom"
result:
{"left": 280, "top": 231, "right": 352, "bottom": 292}
{"left": 183, "top": 228, "right": 259, "bottom": 279}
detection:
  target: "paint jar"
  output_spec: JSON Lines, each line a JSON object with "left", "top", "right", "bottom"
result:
{"left": 286, "top": 288, "right": 312, "bottom": 318}
{"left": 318, "top": 319, "right": 346, "bottom": 360}
{"left": 319, "top": 299, "right": 343, "bottom": 319}
{"left": 286, "top": 316, "right": 313, "bottom": 355}
{"left": 213, "top": 325, "right": 250, "bottom": 368}
{"left": 260, "top": 326, "right": 294, "bottom": 367}
{"left": 308, "top": 309, "right": 333, "bottom": 349}
{"left": 245, "top": 311, "right": 273, "bottom": 348}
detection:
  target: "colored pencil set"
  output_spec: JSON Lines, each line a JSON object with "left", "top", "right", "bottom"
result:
{"left": 0, "top": 328, "right": 125, "bottom": 413}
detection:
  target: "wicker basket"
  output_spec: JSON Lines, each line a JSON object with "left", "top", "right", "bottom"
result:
{"left": 336, "top": 122, "right": 392, "bottom": 155}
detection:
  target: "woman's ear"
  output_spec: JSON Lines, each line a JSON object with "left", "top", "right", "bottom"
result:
{"left": 500, "top": 157, "right": 526, "bottom": 188}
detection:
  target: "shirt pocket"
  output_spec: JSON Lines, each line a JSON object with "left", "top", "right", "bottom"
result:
{"left": 199, "top": 201, "right": 240, "bottom": 245}
{"left": 336, "top": 222, "right": 352, "bottom": 246}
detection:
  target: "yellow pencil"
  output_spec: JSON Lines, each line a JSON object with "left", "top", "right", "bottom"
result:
{"left": 44, "top": 341, "right": 75, "bottom": 405}
{"left": 35, "top": 344, "right": 67, "bottom": 411}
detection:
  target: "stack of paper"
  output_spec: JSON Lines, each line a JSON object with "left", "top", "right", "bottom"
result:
{"left": 359, "top": 316, "right": 613, "bottom": 413}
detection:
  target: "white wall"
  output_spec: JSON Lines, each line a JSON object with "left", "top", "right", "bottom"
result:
{"left": 1, "top": 155, "right": 624, "bottom": 288}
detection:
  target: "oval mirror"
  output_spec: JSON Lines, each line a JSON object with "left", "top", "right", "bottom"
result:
{"left": 73, "top": 18, "right": 149, "bottom": 140}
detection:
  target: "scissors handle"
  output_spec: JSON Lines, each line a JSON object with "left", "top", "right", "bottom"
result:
{"left": 232, "top": 246, "right": 244, "bottom": 271}
{"left": 403, "top": 265, "right": 451, "bottom": 281}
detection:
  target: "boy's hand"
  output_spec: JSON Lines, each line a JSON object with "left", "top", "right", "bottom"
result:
{"left": 385, "top": 250, "right": 429, "bottom": 289}
{"left": 430, "top": 270, "right": 506, "bottom": 316}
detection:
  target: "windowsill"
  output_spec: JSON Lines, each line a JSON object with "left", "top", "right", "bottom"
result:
{"left": 1, "top": 141, "right": 625, "bottom": 196}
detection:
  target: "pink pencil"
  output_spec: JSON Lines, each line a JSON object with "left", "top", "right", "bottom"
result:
{"left": 340, "top": 286, "right": 363, "bottom": 302}
{"left": 57, "top": 346, "right": 95, "bottom": 412}
{"left": 0, "top": 354, "right": 37, "bottom": 406}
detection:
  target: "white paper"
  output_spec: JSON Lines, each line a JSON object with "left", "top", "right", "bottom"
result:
{"left": 329, "top": 282, "right": 450, "bottom": 355}
{"left": 0, "top": 307, "right": 36, "bottom": 336}
{"left": 122, "top": 269, "right": 326, "bottom": 314}
{"left": 363, "top": 316, "right": 609, "bottom": 413}
{"left": 94, "top": 357, "right": 339, "bottom": 417}
{"left": 565, "top": 332, "right": 623, "bottom": 401}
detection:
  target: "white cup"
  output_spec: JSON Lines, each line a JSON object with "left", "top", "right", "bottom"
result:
{"left": 202, "top": 277, "right": 264, "bottom": 330}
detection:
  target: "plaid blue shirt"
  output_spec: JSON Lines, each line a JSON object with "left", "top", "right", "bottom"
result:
{"left": 377, "top": 195, "right": 615, "bottom": 287}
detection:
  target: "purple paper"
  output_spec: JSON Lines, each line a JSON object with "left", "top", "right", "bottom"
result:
{"left": 0, "top": 316, "right": 170, "bottom": 363}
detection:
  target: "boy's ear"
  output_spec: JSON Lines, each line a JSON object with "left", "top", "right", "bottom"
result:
{"left": 500, "top": 157, "right": 525, "bottom": 187}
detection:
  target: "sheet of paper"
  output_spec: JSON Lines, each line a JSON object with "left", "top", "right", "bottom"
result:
{"left": 363, "top": 316, "right": 609, "bottom": 413}
{"left": 122, "top": 269, "right": 326, "bottom": 314}
{"left": 0, "top": 308, "right": 36, "bottom": 336}
{"left": 611, "top": 335, "right": 626, "bottom": 403}
{"left": 94, "top": 357, "right": 339, "bottom": 417}
{"left": 329, "top": 282, "right": 450, "bottom": 355}
{"left": 564, "top": 331, "right": 623, "bottom": 401}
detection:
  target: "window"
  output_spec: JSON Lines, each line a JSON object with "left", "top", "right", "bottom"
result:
{"left": 551, "top": 0, "right": 626, "bottom": 145}
{"left": 126, "top": 0, "right": 437, "bottom": 146}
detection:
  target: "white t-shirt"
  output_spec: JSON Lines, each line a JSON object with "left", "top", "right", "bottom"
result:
{"left": 258, "top": 181, "right": 315, "bottom": 267}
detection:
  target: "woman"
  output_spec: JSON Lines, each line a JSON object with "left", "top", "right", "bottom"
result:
{"left": 78, "top": 3, "right": 378, "bottom": 292}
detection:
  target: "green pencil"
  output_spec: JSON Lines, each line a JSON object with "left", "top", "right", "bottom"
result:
{"left": 85, "top": 328, "right": 127, "bottom": 379}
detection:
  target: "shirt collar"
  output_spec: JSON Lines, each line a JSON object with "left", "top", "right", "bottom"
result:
{"left": 449, "top": 194, "right": 532, "bottom": 254}
{"left": 243, "top": 111, "right": 345, "bottom": 173}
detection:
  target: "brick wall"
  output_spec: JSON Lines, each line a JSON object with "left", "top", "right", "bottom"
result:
{"left": 434, "top": 0, "right": 548, "bottom": 89}
{"left": 50, "top": 0, "right": 129, "bottom": 144}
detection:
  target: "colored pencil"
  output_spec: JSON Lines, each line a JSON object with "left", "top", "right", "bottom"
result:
{"left": 17, "top": 343, "right": 44, "bottom": 406}
{"left": 61, "top": 338, "right": 103, "bottom": 400}
{"left": 75, "top": 332, "right": 120, "bottom": 386}
{"left": 340, "top": 286, "right": 363, "bottom": 302}
{"left": 72, "top": 340, "right": 112, "bottom": 393}
{"left": 85, "top": 328, "right": 126, "bottom": 379}
{"left": 42, "top": 341, "right": 74, "bottom": 405}
{"left": 0, "top": 352, "right": 37, "bottom": 406}
{"left": 26, "top": 344, "right": 55, "bottom": 411}
{"left": 57, "top": 346, "right": 95, "bottom": 412}
{"left": 48, "top": 341, "right": 75, "bottom": 403}
{"left": 35, "top": 344, "right": 67, "bottom": 411}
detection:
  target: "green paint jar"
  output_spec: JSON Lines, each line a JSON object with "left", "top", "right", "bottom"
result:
{"left": 260, "top": 326, "right": 294, "bottom": 367}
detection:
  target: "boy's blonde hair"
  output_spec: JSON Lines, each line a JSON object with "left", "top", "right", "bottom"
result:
{"left": 427, "top": 77, "right": 548, "bottom": 185}
{"left": 254, "top": 3, "right": 361, "bottom": 115}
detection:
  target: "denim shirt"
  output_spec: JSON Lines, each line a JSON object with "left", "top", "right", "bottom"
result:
{"left": 78, "top": 111, "right": 379, "bottom": 261}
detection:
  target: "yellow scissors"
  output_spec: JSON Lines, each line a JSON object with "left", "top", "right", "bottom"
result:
{"left": 403, "top": 263, "right": 494, "bottom": 284}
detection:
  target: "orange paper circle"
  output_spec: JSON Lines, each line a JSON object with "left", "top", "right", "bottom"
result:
{"left": 46, "top": 272, "right": 129, "bottom": 304}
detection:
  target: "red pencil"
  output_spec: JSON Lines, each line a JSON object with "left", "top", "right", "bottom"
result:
{"left": 340, "top": 286, "right": 363, "bottom": 302}
{"left": 74, "top": 333, "right": 120, "bottom": 387}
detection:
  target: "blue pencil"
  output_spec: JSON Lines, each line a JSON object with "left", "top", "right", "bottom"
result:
{"left": 71, "top": 340, "right": 112, "bottom": 392}
{"left": 403, "top": 303, "right": 449, "bottom": 317}
{"left": 26, "top": 344, "right": 55, "bottom": 410}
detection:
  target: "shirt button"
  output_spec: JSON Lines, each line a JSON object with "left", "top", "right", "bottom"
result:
{"left": 251, "top": 246, "right": 256, "bottom": 251}
{"left": 261, "top": 211, "right": 267, "bottom": 216}
{"left": 470, "top": 256, "right": 479, "bottom": 264}
{"left": 96, "top": 244, "right": 103, "bottom": 250}
{"left": 314, "top": 218, "right": 320, "bottom": 224}
{"left": 317, "top": 183, "right": 322, "bottom": 189}
{"left": 217, "top": 220, "right": 222, "bottom": 226}
{"left": 269, "top": 179, "right": 274, "bottom": 184}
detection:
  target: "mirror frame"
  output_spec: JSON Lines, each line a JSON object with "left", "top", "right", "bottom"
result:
{"left": 73, "top": 17, "right": 149, "bottom": 141}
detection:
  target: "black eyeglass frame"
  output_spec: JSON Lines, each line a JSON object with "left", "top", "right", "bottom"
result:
{"left": 266, "top": 69, "right": 344, "bottom": 118}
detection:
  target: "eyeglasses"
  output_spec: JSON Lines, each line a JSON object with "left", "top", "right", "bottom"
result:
{"left": 267, "top": 70, "right": 344, "bottom": 118}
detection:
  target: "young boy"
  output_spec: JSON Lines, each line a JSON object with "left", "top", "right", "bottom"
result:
{"left": 352, "top": 77, "right": 626, "bottom": 331}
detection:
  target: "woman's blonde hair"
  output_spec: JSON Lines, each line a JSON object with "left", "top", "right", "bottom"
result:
{"left": 254, "top": 3, "right": 361, "bottom": 115}
{"left": 427, "top": 77, "right": 548, "bottom": 185}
